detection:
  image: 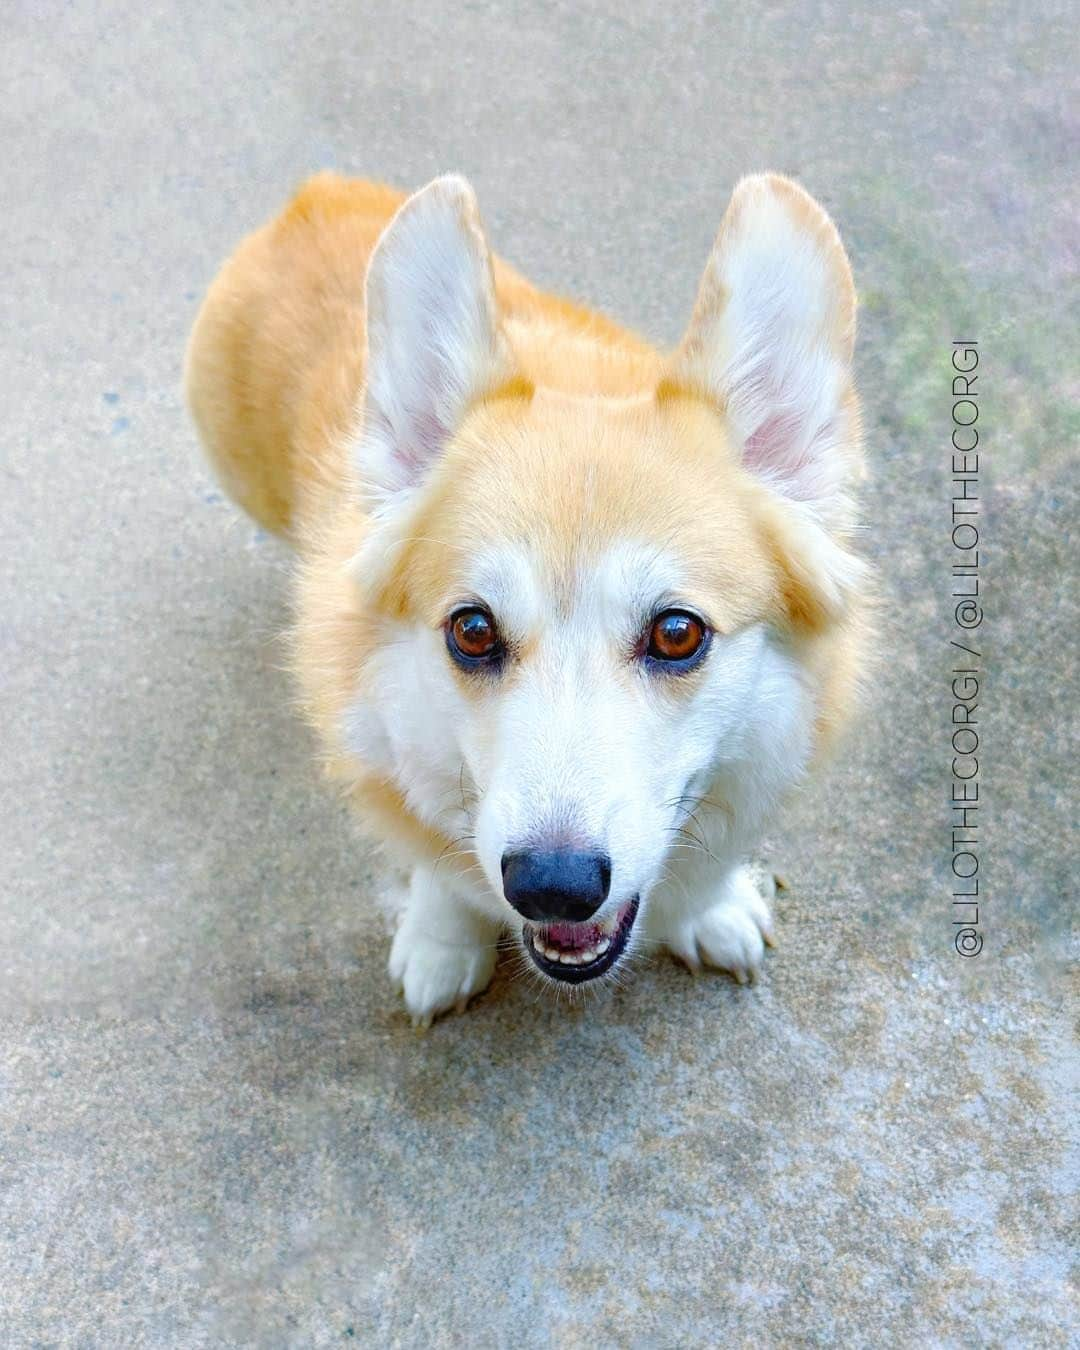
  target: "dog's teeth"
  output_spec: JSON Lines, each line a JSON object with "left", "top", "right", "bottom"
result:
{"left": 533, "top": 937, "right": 607, "bottom": 965}
{"left": 534, "top": 934, "right": 609, "bottom": 964}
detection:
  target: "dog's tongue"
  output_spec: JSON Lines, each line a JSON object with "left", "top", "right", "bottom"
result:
{"left": 545, "top": 920, "right": 602, "bottom": 950}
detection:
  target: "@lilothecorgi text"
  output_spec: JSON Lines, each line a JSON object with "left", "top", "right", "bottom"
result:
{"left": 949, "top": 340, "right": 982, "bottom": 958}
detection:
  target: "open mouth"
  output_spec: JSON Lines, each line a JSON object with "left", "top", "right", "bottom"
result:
{"left": 523, "top": 897, "right": 640, "bottom": 984}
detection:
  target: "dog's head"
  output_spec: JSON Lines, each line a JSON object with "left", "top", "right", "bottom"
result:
{"left": 348, "top": 174, "right": 863, "bottom": 984}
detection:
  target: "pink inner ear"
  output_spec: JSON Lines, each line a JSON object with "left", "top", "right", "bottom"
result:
{"left": 743, "top": 409, "right": 812, "bottom": 485}
{"left": 726, "top": 340, "right": 818, "bottom": 492}
{"left": 406, "top": 406, "right": 452, "bottom": 471}
{"left": 742, "top": 408, "right": 839, "bottom": 504}
{"left": 368, "top": 391, "right": 452, "bottom": 489}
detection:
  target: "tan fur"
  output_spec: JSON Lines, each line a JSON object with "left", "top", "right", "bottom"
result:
{"left": 185, "top": 172, "right": 868, "bottom": 863}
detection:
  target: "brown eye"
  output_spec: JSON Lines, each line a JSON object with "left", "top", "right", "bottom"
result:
{"left": 447, "top": 608, "right": 502, "bottom": 665}
{"left": 646, "top": 610, "right": 708, "bottom": 665}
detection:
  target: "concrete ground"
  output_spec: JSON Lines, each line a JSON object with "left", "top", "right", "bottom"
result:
{"left": 2, "top": 2, "right": 1077, "bottom": 1345}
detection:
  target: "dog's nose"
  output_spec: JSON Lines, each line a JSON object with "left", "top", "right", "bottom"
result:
{"left": 500, "top": 849, "right": 612, "bottom": 923}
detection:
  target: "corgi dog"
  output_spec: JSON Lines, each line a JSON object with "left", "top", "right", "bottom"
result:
{"left": 185, "top": 171, "right": 868, "bottom": 1025}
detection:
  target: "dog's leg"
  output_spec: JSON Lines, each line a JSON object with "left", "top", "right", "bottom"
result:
{"left": 647, "top": 860, "right": 777, "bottom": 984}
{"left": 388, "top": 866, "right": 500, "bottom": 1026}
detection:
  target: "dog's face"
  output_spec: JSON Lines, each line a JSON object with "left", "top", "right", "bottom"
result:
{"left": 350, "top": 174, "right": 862, "bottom": 984}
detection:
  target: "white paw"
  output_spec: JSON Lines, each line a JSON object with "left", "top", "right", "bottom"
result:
{"left": 662, "top": 865, "right": 777, "bottom": 984}
{"left": 388, "top": 925, "right": 497, "bottom": 1028}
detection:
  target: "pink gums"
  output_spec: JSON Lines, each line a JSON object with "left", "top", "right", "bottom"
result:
{"left": 541, "top": 901, "right": 630, "bottom": 951}
{"left": 544, "top": 920, "right": 603, "bottom": 950}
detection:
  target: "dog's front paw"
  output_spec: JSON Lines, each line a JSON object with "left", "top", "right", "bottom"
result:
{"left": 388, "top": 925, "right": 497, "bottom": 1028}
{"left": 662, "top": 865, "right": 777, "bottom": 984}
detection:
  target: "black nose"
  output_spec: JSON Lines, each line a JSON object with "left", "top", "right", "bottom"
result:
{"left": 501, "top": 849, "right": 612, "bottom": 923}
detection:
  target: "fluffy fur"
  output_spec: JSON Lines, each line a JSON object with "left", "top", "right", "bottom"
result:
{"left": 185, "top": 171, "right": 869, "bottom": 1024}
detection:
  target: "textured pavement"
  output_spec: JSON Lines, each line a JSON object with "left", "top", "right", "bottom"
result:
{"left": 2, "top": 3, "right": 1077, "bottom": 1345}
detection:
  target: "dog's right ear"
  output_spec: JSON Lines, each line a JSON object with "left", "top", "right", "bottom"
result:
{"left": 356, "top": 175, "right": 515, "bottom": 504}
{"left": 666, "top": 174, "right": 864, "bottom": 628}
{"left": 667, "top": 174, "right": 859, "bottom": 531}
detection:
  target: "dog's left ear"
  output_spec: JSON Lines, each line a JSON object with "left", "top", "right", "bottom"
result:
{"left": 670, "top": 174, "right": 858, "bottom": 523}
{"left": 358, "top": 175, "right": 515, "bottom": 502}
{"left": 668, "top": 174, "right": 864, "bottom": 621}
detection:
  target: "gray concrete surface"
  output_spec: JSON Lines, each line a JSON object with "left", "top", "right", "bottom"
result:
{"left": 2, "top": 2, "right": 1077, "bottom": 1345}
